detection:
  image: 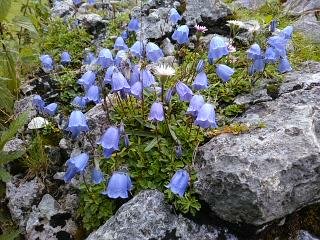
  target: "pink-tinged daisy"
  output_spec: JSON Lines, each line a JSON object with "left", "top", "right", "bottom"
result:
{"left": 195, "top": 25, "right": 208, "bottom": 33}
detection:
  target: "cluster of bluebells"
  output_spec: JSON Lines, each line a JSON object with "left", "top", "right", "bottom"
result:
{"left": 247, "top": 24, "right": 293, "bottom": 75}
{"left": 40, "top": 51, "right": 72, "bottom": 73}
{"left": 32, "top": 95, "right": 58, "bottom": 117}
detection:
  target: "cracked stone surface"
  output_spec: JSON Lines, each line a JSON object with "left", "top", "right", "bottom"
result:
{"left": 284, "top": 0, "right": 320, "bottom": 16}
{"left": 194, "top": 61, "right": 320, "bottom": 225}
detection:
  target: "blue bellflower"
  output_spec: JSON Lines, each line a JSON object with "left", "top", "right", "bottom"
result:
{"left": 97, "top": 48, "right": 113, "bottom": 68}
{"left": 269, "top": 20, "right": 278, "bottom": 32}
{"left": 73, "top": 0, "right": 82, "bottom": 6}
{"left": 92, "top": 167, "right": 104, "bottom": 184}
{"left": 88, "top": 0, "right": 95, "bottom": 5}
{"left": 40, "top": 54, "right": 54, "bottom": 73}
{"left": 64, "top": 153, "right": 89, "bottom": 183}
{"left": 130, "top": 41, "right": 144, "bottom": 58}
{"left": 278, "top": 57, "right": 292, "bottom": 73}
{"left": 119, "top": 122, "right": 130, "bottom": 147}
{"left": 84, "top": 52, "right": 95, "bottom": 65}
{"left": 249, "top": 58, "right": 265, "bottom": 75}
{"left": 172, "top": 25, "right": 189, "bottom": 44}
{"left": 208, "top": 36, "right": 229, "bottom": 63}
{"left": 104, "top": 66, "right": 117, "bottom": 84}
{"left": 33, "top": 95, "right": 45, "bottom": 111}
{"left": 129, "top": 65, "right": 140, "bottom": 86}
{"left": 175, "top": 145, "right": 183, "bottom": 159}
{"left": 114, "top": 50, "right": 128, "bottom": 67}
{"left": 216, "top": 64, "right": 235, "bottom": 82}
{"left": 169, "top": 8, "right": 181, "bottom": 24}
{"left": 77, "top": 70, "right": 96, "bottom": 90}
{"left": 128, "top": 18, "right": 140, "bottom": 32}
{"left": 195, "top": 103, "right": 217, "bottom": 129}
{"left": 111, "top": 70, "right": 130, "bottom": 92}
{"left": 267, "top": 36, "right": 288, "bottom": 58}
{"left": 61, "top": 51, "right": 71, "bottom": 65}
{"left": 141, "top": 69, "right": 156, "bottom": 88}
{"left": 265, "top": 47, "right": 278, "bottom": 63}
{"left": 130, "top": 81, "right": 143, "bottom": 99}
{"left": 166, "top": 169, "right": 189, "bottom": 197}
{"left": 192, "top": 72, "right": 208, "bottom": 90}
{"left": 247, "top": 43, "right": 262, "bottom": 60}
{"left": 196, "top": 59, "right": 205, "bottom": 73}
{"left": 71, "top": 96, "right": 87, "bottom": 109}
{"left": 165, "top": 87, "right": 176, "bottom": 104}
{"left": 114, "top": 37, "right": 129, "bottom": 51}
{"left": 280, "top": 26, "right": 293, "bottom": 39}
{"left": 187, "top": 95, "right": 205, "bottom": 117}
{"left": 121, "top": 30, "right": 129, "bottom": 41}
{"left": 102, "top": 172, "right": 133, "bottom": 199}
{"left": 146, "top": 42, "right": 164, "bottom": 63}
{"left": 43, "top": 103, "right": 58, "bottom": 116}
{"left": 98, "top": 126, "right": 120, "bottom": 158}
{"left": 148, "top": 102, "right": 165, "bottom": 122}
{"left": 66, "top": 110, "right": 89, "bottom": 138}
{"left": 176, "top": 82, "right": 193, "bottom": 102}
{"left": 85, "top": 85, "right": 101, "bottom": 104}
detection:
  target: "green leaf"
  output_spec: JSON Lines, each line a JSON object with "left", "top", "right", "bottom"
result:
{"left": 0, "top": 0, "right": 11, "bottom": 21}
{"left": 12, "top": 16, "right": 38, "bottom": 36}
{"left": 0, "top": 168, "right": 11, "bottom": 182}
{"left": 0, "top": 79, "right": 13, "bottom": 113}
{"left": 0, "top": 151, "right": 25, "bottom": 165}
{"left": 0, "top": 230, "right": 20, "bottom": 240}
{"left": 144, "top": 138, "right": 158, "bottom": 152}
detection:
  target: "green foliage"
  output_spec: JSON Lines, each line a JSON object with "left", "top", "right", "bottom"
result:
{"left": 0, "top": 0, "right": 11, "bottom": 21}
{"left": 41, "top": 19, "right": 93, "bottom": 64}
{"left": 0, "top": 230, "right": 20, "bottom": 240}
{"left": 0, "top": 79, "right": 14, "bottom": 113}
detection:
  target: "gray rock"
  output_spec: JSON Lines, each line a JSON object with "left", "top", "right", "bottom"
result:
{"left": 297, "top": 230, "right": 320, "bottom": 240}
{"left": 231, "top": 0, "right": 267, "bottom": 10}
{"left": 51, "top": 0, "right": 75, "bottom": 18}
{"left": 235, "top": 20, "right": 261, "bottom": 46}
{"left": 76, "top": 13, "right": 105, "bottom": 29}
{"left": 284, "top": 0, "right": 320, "bottom": 16}
{"left": 3, "top": 138, "right": 26, "bottom": 153}
{"left": 26, "top": 194, "right": 77, "bottom": 240}
{"left": 6, "top": 177, "right": 45, "bottom": 229}
{"left": 161, "top": 38, "right": 175, "bottom": 56}
{"left": 86, "top": 190, "right": 221, "bottom": 240}
{"left": 14, "top": 95, "right": 37, "bottom": 120}
{"left": 194, "top": 61, "right": 320, "bottom": 225}
{"left": 293, "top": 13, "right": 320, "bottom": 43}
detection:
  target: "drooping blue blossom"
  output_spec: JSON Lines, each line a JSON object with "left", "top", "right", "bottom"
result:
{"left": 168, "top": 8, "right": 181, "bottom": 24}
{"left": 64, "top": 153, "right": 89, "bottom": 183}
{"left": 128, "top": 18, "right": 140, "bottom": 32}
{"left": 208, "top": 36, "right": 229, "bottom": 63}
{"left": 130, "top": 41, "right": 144, "bottom": 58}
{"left": 216, "top": 64, "right": 235, "bottom": 82}
{"left": 249, "top": 58, "right": 265, "bottom": 75}
{"left": 129, "top": 65, "right": 140, "bottom": 86}
{"left": 175, "top": 145, "right": 182, "bottom": 159}
{"left": 32, "top": 95, "right": 45, "bottom": 111}
{"left": 280, "top": 26, "right": 293, "bottom": 39}
{"left": 43, "top": 103, "right": 58, "bottom": 116}
{"left": 77, "top": 70, "right": 96, "bottom": 89}
{"left": 166, "top": 169, "right": 189, "bottom": 197}
{"left": 66, "top": 110, "right": 89, "bottom": 138}
{"left": 40, "top": 54, "right": 54, "bottom": 73}
{"left": 195, "top": 103, "right": 217, "bottom": 129}
{"left": 84, "top": 52, "right": 95, "bottom": 65}
{"left": 148, "top": 102, "right": 165, "bottom": 122}
{"left": 71, "top": 96, "right": 87, "bottom": 109}
{"left": 172, "top": 25, "right": 189, "bottom": 44}
{"left": 196, "top": 59, "right": 205, "bottom": 73}
{"left": 269, "top": 20, "right": 278, "bottom": 32}
{"left": 98, "top": 126, "right": 120, "bottom": 158}
{"left": 114, "top": 50, "right": 128, "bottom": 67}
{"left": 141, "top": 69, "right": 156, "bottom": 88}
{"left": 73, "top": 0, "right": 82, "bottom": 6}
{"left": 278, "top": 57, "right": 292, "bottom": 73}
{"left": 267, "top": 35, "right": 288, "bottom": 57}
{"left": 165, "top": 87, "right": 175, "bottom": 104}
{"left": 176, "top": 82, "right": 193, "bottom": 102}
{"left": 114, "top": 37, "right": 129, "bottom": 51}
{"left": 61, "top": 51, "right": 71, "bottom": 65}
{"left": 119, "top": 122, "right": 130, "bottom": 147}
{"left": 121, "top": 30, "right": 129, "bottom": 41}
{"left": 247, "top": 43, "right": 263, "bottom": 60}
{"left": 186, "top": 95, "right": 205, "bottom": 117}
{"left": 104, "top": 65, "right": 117, "bottom": 84}
{"left": 192, "top": 72, "right": 208, "bottom": 90}
{"left": 88, "top": 0, "right": 95, "bottom": 5}
{"left": 130, "top": 81, "right": 143, "bottom": 99}
{"left": 146, "top": 42, "right": 164, "bottom": 63}
{"left": 91, "top": 167, "right": 104, "bottom": 184}
{"left": 85, "top": 85, "right": 101, "bottom": 104}
{"left": 264, "top": 47, "right": 278, "bottom": 63}
{"left": 111, "top": 70, "right": 130, "bottom": 92}
{"left": 101, "top": 172, "right": 133, "bottom": 199}
{"left": 97, "top": 48, "right": 113, "bottom": 68}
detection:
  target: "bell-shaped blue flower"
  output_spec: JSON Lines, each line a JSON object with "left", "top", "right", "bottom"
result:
{"left": 280, "top": 26, "right": 293, "bottom": 39}
{"left": 88, "top": 0, "right": 95, "bottom": 5}
{"left": 249, "top": 58, "right": 265, "bottom": 75}
{"left": 102, "top": 172, "right": 133, "bottom": 198}
{"left": 129, "top": 65, "right": 140, "bottom": 86}
{"left": 121, "top": 30, "right": 129, "bottom": 41}
{"left": 43, "top": 103, "right": 58, "bottom": 116}
{"left": 97, "top": 48, "right": 113, "bottom": 68}
{"left": 195, "top": 103, "right": 217, "bottom": 128}
{"left": 33, "top": 95, "right": 45, "bottom": 111}
{"left": 269, "top": 20, "right": 278, "bottom": 32}
{"left": 66, "top": 110, "right": 89, "bottom": 138}
{"left": 71, "top": 96, "right": 87, "bottom": 109}
{"left": 146, "top": 42, "right": 164, "bottom": 63}
{"left": 119, "top": 122, "right": 130, "bottom": 147}
{"left": 111, "top": 70, "right": 130, "bottom": 92}
{"left": 216, "top": 64, "right": 235, "bottom": 82}
{"left": 175, "top": 145, "right": 182, "bottom": 159}
{"left": 114, "top": 50, "right": 128, "bottom": 67}
{"left": 64, "top": 153, "right": 89, "bottom": 183}
{"left": 278, "top": 57, "right": 292, "bottom": 73}
{"left": 77, "top": 70, "right": 96, "bottom": 89}
{"left": 247, "top": 43, "right": 262, "bottom": 60}
{"left": 141, "top": 69, "right": 156, "bottom": 88}
{"left": 176, "top": 82, "right": 193, "bottom": 102}
{"left": 172, "top": 25, "right": 189, "bottom": 44}
{"left": 84, "top": 52, "right": 95, "bottom": 65}
{"left": 267, "top": 36, "right": 288, "bottom": 58}
{"left": 130, "top": 81, "right": 143, "bottom": 99}
{"left": 187, "top": 95, "right": 205, "bottom": 117}
{"left": 265, "top": 47, "right": 278, "bottom": 63}
{"left": 97, "top": 127, "right": 120, "bottom": 158}
{"left": 192, "top": 72, "right": 208, "bottom": 90}
{"left": 92, "top": 167, "right": 104, "bottom": 184}
{"left": 166, "top": 169, "right": 189, "bottom": 197}
{"left": 130, "top": 41, "right": 144, "bottom": 58}
{"left": 104, "top": 65, "right": 117, "bottom": 84}
{"left": 128, "top": 18, "right": 140, "bottom": 32}
{"left": 40, "top": 54, "right": 53, "bottom": 73}
{"left": 61, "top": 51, "right": 71, "bottom": 65}
{"left": 114, "top": 37, "right": 129, "bottom": 51}
{"left": 165, "top": 87, "right": 175, "bottom": 104}
{"left": 85, "top": 85, "right": 101, "bottom": 104}
{"left": 169, "top": 8, "right": 181, "bottom": 24}
{"left": 196, "top": 59, "right": 205, "bottom": 73}
{"left": 148, "top": 102, "right": 165, "bottom": 122}
{"left": 208, "top": 36, "right": 229, "bottom": 63}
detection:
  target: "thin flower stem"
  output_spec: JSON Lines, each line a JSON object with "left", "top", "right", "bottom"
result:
{"left": 155, "top": 122, "right": 161, "bottom": 151}
{"left": 82, "top": 174, "right": 91, "bottom": 193}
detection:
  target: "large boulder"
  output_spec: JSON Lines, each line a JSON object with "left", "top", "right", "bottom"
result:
{"left": 194, "top": 62, "right": 320, "bottom": 225}
{"left": 231, "top": 0, "right": 267, "bottom": 10}
{"left": 293, "top": 13, "right": 320, "bottom": 43}
{"left": 284, "top": 0, "right": 320, "bottom": 16}
{"left": 86, "top": 190, "right": 236, "bottom": 240}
